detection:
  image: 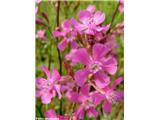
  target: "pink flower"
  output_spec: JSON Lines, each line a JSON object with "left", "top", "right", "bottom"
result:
{"left": 67, "top": 85, "right": 98, "bottom": 119}
{"left": 52, "top": 19, "right": 77, "bottom": 51}
{"left": 92, "top": 77, "right": 124, "bottom": 114}
{"left": 119, "top": 0, "right": 124, "bottom": 13}
{"left": 36, "top": 30, "right": 46, "bottom": 40}
{"left": 45, "top": 109, "right": 69, "bottom": 120}
{"left": 36, "top": 65, "right": 62, "bottom": 104}
{"left": 67, "top": 43, "right": 117, "bottom": 88}
{"left": 72, "top": 6, "right": 110, "bottom": 35}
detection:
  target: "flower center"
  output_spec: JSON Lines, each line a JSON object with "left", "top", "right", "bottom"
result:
{"left": 90, "top": 61, "right": 102, "bottom": 73}
{"left": 105, "top": 91, "right": 117, "bottom": 103}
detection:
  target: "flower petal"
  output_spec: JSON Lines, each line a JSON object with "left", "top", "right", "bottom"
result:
{"left": 78, "top": 10, "right": 92, "bottom": 24}
{"left": 54, "top": 85, "right": 62, "bottom": 99}
{"left": 102, "top": 57, "right": 117, "bottom": 75}
{"left": 45, "top": 109, "right": 57, "bottom": 118}
{"left": 71, "top": 48, "right": 90, "bottom": 65}
{"left": 94, "top": 71, "right": 110, "bottom": 88}
{"left": 95, "top": 24, "right": 110, "bottom": 32}
{"left": 41, "top": 92, "right": 52, "bottom": 104}
{"left": 92, "top": 43, "right": 109, "bottom": 60}
{"left": 41, "top": 65, "right": 50, "bottom": 79}
{"left": 87, "top": 107, "right": 98, "bottom": 118}
{"left": 84, "top": 28, "right": 95, "bottom": 35}
{"left": 103, "top": 101, "right": 112, "bottom": 113}
{"left": 36, "top": 77, "right": 46, "bottom": 89}
{"left": 80, "top": 85, "right": 90, "bottom": 97}
{"left": 70, "top": 41, "right": 78, "bottom": 49}
{"left": 71, "top": 18, "right": 87, "bottom": 32}
{"left": 66, "top": 91, "right": 80, "bottom": 103}
{"left": 93, "top": 11, "right": 105, "bottom": 25}
{"left": 75, "top": 68, "right": 90, "bottom": 87}
{"left": 52, "top": 30, "right": 63, "bottom": 37}
{"left": 61, "top": 19, "right": 70, "bottom": 30}
{"left": 112, "top": 77, "right": 123, "bottom": 90}
{"left": 51, "top": 67, "right": 60, "bottom": 81}
{"left": 75, "top": 106, "right": 85, "bottom": 119}
{"left": 91, "top": 92, "right": 105, "bottom": 106}
{"left": 86, "top": 5, "right": 96, "bottom": 13}
{"left": 58, "top": 38, "right": 68, "bottom": 51}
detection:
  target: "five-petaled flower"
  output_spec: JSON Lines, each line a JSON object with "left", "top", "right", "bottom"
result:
{"left": 92, "top": 77, "right": 124, "bottom": 113}
{"left": 53, "top": 19, "right": 78, "bottom": 51}
{"left": 36, "top": 65, "right": 62, "bottom": 104}
{"left": 71, "top": 5, "right": 110, "bottom": 35}
{"left": 67, "top": 85, "right": 98, "bottom": 119}
{"left": 67, "top": 43, "right": 117, "bottom": 88}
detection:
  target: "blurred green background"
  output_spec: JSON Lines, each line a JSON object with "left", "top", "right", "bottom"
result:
{"left": 36, "top": 0, "right": 124, "bottom": 119}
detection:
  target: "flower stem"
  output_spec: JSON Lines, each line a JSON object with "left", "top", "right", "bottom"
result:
{"left": 55, "top": 1, "right": 63, "bottom": 115}
{"left": 107, "top": 1, "right": 120, "bottom": 34}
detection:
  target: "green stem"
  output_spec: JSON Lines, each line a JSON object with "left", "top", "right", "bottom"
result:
{"left": 107, "top": 1, "right": 120, "bottom": 34}
{"left": 55, "top": 1, "right": 63, "bottom": 115}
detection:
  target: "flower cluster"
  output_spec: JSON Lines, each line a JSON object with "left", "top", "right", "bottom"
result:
{"left": 36, "top": 3, "right": 124, "bottom": 120}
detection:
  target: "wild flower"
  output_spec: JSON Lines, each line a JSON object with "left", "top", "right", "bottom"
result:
{"left": 36, "top": 65, "right": 62, "bottom": 104}
{"left": 67, "top": 43, "right": 117, "bottom": 88}
{"left": 53, "top": 19, "right": 78, "bottom": 51}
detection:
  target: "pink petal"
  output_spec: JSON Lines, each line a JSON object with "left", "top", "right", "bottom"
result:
{"left": 36, "top": 77, "right": 46, "bottom": 89}
{"left": 112, "top": 91, "right": 124, "bottom": 102}
{"left": 96, "top": 24, "right": 110, "bottom": 32}
{"left": 84, "top": 28, "right": 95, "bottom": 35}
{"left": 92, "top": 43, "right": 109, "bottom": 60}
{"left": 103, "top": 101, "right": 112, "bottom": 113}
{"left": 119, "top": 5, "right": 124, "bottom": 13}
{"left": 65, "top": 49, "right": 78, "bottom": 63}
{"left": 86, "top": 5, "right": 96, "bottom": 13}
{"left": 71, "top": 18, "right": 79, "bottom": 27}
{"left": 75, "top": 68, "right": 90, "bottom": 87}
{"left": 61, "top": 19, "right": 70, "bottom": 30}
{"left": 36, "top": 30, "right": 45, "bottom": 39}
{"left": 51, "top": 68, "right": 60, "bottom": 81}
{"left": 66, "top": 91, "right": 80, "bottom": 103}
{"left": 52, "top": 30, "right": 63, "bottom": 37}
{"left": 80, "top": 85, "right": 90, "bottom": 97}
{"left": 71, "top": 18, "right": 87, "bottom": 31}
{"left": 93, "top": 11, "right": 105, "bottom": 25}
{"left": 91, "top": 92, "right": 105, "bottom": 106}
{"left": 41, "top": 65, "right": 50, "bottom": 79}
{"left": 58, "top": 38, "right": 68, "bottom": 51}
{"left": 36, "top": 90, "right": 41, "bottom": 97}
{"left": 112, "top": 77, "right": 123, "bottom": 89}
{"left": 94, "top": 71, "right": 110, "bottom": 88}
{"left": 78, "top": 10, "right": 92, "bottom": 24}
{"left": 45, "top": 109, "right": 57, "bottom": 118}
{"left": 102, "top": 57, "right": 117, "bottom": 75}
{"left": 71, "top": 48, "right": 90, "bottom": 65}
{"left": 75, "top": 107, "right": 85, "bottom": 119}
{"left": 41, "top": 92, "right": 52, "bottom": 104}
{"left": 77, "top": 24, "right": 88, "bottom": 32}
{"left": 54, "top": 85, "right": 62, "bottom": 99}
{"left": 70, "top": 41, "right": 78, "bottom": 49}
{"left": 87, "top": 107, "right": 98, "bottom": 118}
